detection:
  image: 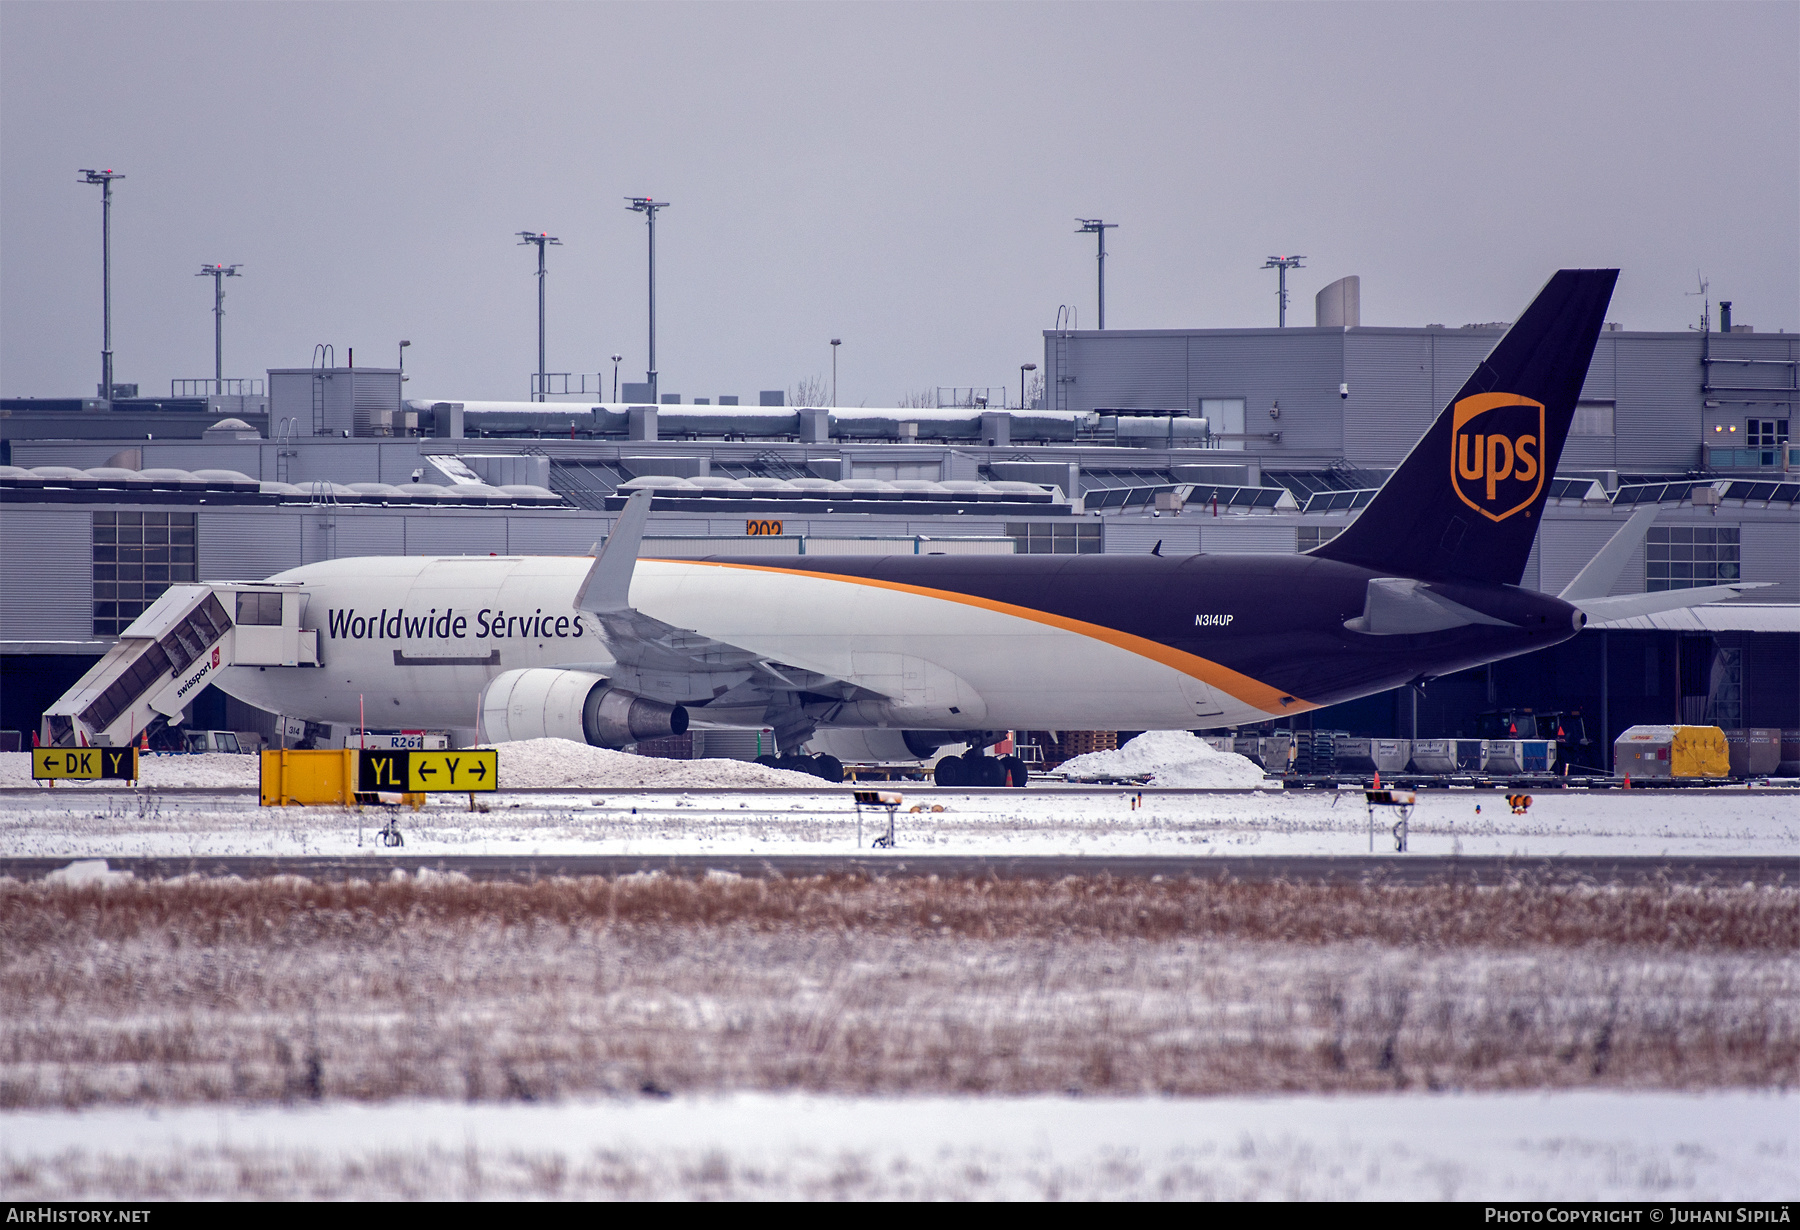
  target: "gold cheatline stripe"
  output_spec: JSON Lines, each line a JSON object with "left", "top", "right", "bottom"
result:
{"left": 675, "top": 559, "right": 1318, "bottom": 716}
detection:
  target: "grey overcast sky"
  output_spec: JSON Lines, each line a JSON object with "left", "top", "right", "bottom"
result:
{"left": 3, "top": 1, "right": 1795, "bottom": 406}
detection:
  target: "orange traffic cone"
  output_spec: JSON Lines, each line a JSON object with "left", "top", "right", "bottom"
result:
{"left": 1373, "top": 770, "right": 1381, "bottom": 789}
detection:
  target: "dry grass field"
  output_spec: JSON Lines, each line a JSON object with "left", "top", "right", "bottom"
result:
{"left": 2, "top": 873, "right": 1795, "bottom": 1110}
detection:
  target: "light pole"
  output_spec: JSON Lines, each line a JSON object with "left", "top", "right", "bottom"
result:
{"left": 398, "top": 339, "right": 411, "bottom": 389}
{"left": 1076, "top": 218, "right": 1117, "bottom": 330}
{"left": 195, "top": 263, "right": 242, "bottom": 389}
{"left": 517, "top": 231, "right": 561, "bottom": 400}
{"left": 80, "top": 169, "right": 125, "bottom": 399}
{"left": 1020, "top": 362, "right": 1036, "bottom": 410}
{"left": 611, "top": 354, "right": 623, "bottom": 403}
{"left": 830, "top": 338, "right": 841, "bottom": 406}
{"left": 1262, "top": 255, "right": 1306, "bottom": 327}
{"left": 625, "top": 198, "right": 669, "bottom": 402}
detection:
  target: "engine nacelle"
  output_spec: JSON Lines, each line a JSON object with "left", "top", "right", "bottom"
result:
{"left": 479, "top": 668, "right": 688, "bottom": 748}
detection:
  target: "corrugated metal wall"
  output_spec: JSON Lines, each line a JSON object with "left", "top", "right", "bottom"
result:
{"left": 1188, "top": 332, "right": 1345, "bottom": 456}
{"left": 1708, "top": 333, "right": 1800, "bottom": 391}
{"left": 1343, "top": 332, "right": 1433, "bottom": 466}
{"left": 332, "top": 513, "right": 405, "bottom": 557}
{"left": 506, "top": 515, "right": 610, "bottom": 556}
{"left": 1071, "top": 334, "right": 1191, "bottom": 411}
{"left": 1104, "top": 523, "right": 1201, "bottom": 555}
{"left": 276, "top": 442, "right": 386, "bottom": 486}
{"left": 300, "top": 510, "right": 339, "bottom": 565}
{"left": 1581, "top": 334, "right": 1619, "bottom": 401}
{"left": 1742, "top": 521, "right": 1800, "bottom": 602}
{"left": 198, "top": 510, "right": 302, "bottom": 581}
{"left": 1199, "top": 523, "right": 1296, "bottom": 553}
{"left": 0, "top": 507, "right": 91, "bottom": 639}
{"left": 404, "top": 515, "right": 508, "bottom": 556}
{"left": 1427, "top": 333, "right": 1494, "bottom": 408}
{"left": 1562, "top": 333, "right": 1621, "bottom": 470}
{"left": 1615, "top": 336, "right": 1703, "bottom": 472}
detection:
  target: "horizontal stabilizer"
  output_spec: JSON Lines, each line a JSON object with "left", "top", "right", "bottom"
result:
{"left": 575, "top": 490, "right": 651, "bottom": 615}
{"left": 1345, "top": 577, "right": 1515, "bottom": 636}
{"left": 1571, "top": 583, "right": 1771, "bottom": 623}
{"left": 1558, "top": 506, "right": 1660, "bottom": 601}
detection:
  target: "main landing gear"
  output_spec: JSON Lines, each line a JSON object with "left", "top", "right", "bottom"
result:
{"left": 933, "top": 751, "right": 1028, "bottom": 788}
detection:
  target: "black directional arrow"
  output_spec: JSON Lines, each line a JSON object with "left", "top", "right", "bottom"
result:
{"left": 417, "top": 761, "right": 438, "bottom": 781}
{"left": 468, "top": 760, "right": 488, "bottom": 782}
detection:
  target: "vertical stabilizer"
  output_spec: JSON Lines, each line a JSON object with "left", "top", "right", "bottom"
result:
{"left": 1312, "top": 269, "right": 1618, "bottom": 585}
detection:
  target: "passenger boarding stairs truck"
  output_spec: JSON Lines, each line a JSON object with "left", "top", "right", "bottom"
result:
{"left": 41, "top": 584, "right": 319, "bottom": 748}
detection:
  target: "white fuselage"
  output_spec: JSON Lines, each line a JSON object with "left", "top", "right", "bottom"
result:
{"left": 212, "top": 555, "right": 1262, "bottom": 734}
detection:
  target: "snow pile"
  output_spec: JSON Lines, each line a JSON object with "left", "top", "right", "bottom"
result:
{"left": 482, "top": 738, "right": 828, "bottom": 789}
{"left": 1057, "top": 730, "right": 1268, "bottom": 788}
{"left": 0, "top": 751, "right": 257, "bottom": 789}
{"left": 41, "top": 859, "right": 134, "bottom": 888}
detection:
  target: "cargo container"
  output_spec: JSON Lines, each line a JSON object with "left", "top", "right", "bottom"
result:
{"left": 1485, "top": 739, "right": 1556, "bottom": 774}
{"left": 1723, "top": 728, "right": 1782, "bottom": 778}
{"left": 1409, "top": 739, "right": 1487, "bottom": 774}
{"left": 1612, "top": 725, "right": 1730, "bottom": 779}
{"left": 1336, "top": 738, "right": 1412, "bottom": 774}
{"left": 1233, "top": 734, "right": 1292, "bottom": 771}
{"left": 1418, "top": 739, "right": 1485, "bottom": 774}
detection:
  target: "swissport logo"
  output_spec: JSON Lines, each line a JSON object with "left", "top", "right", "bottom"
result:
{"left": 1451, "top": 392, "right": 1546, "bottom": 523}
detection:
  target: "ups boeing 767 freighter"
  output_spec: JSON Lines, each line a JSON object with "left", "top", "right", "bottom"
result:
{"left": 44, "top": 269, "right": 1762, "bottom": 783}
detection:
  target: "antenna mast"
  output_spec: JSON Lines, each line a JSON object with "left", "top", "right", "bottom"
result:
{"left": 79, "top": 169, "right": 125, "bottom": 399}
{"left": 1262, "top": 255, "right": 1306, "bottom": 327}
{"left": 1686, "top": 271, "right": 1711, "bottom": 334}
{"left": 626, "top": 198, "right": 669, "bottom": 402}
{"left": 1076, "top": 219, "right": 1118, "bottom": 330}
{"left": 196, "top": 264, "right": 242, "bottom": 387}
{"left": 516, "top": 232, "right": 562, "bottom": 401}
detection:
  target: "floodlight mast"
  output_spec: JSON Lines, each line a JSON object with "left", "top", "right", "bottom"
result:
{"left": 1262, "top": 255, "right": 1306, "bottom": 327}
{"left": 626, "top": 198, "right": 669, "bottom": 402}
{"left": 80, "top": 169, "right": 125, "bottom": 399}
{"left": 196, "top": 264, "right": 242, "bottom": 386}
{"left": 1076, "top": 219, "right": 1117, "bottom": 329}
{"left": 517, "top": 231, "right": 562, "bottom": 401}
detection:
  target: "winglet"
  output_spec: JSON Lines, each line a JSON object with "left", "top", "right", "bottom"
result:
{"left": 1559, "top": 506, "right": 1660, "bottom": 601}
{"left": 575, "top": 490, "right": 651, "bottom": 614}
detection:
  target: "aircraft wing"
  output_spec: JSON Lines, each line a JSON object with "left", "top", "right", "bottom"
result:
{"left": 571, "top": 491, "right": 879, "bottom": 727}
{"left": 1570, "top": 582, "right": 1771, "bottom": 623}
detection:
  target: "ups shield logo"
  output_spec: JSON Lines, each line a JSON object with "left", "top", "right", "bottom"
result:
{"left": 1451, "top": 392, "right": 1546, "bottom": 522}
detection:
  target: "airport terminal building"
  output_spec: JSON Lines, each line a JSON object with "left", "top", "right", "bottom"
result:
{"left": 3, "top": 308, "right": 1795, "bottom": 758}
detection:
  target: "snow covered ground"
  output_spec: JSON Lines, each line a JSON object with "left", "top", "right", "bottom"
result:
{"left": 0, "top": 761, "right": 1793, "bottom": 860}
{"left": 1, "top": 1090, "right": 1791, "bottom": 1199}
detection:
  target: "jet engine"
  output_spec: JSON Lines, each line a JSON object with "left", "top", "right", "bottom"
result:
{"left": 479, "top": 668, "right": 688, "bottom": 748}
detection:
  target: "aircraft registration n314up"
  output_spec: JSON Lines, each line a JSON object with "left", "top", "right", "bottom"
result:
{"left": 40, "top": 270, "right": 1764, "bottom": 785}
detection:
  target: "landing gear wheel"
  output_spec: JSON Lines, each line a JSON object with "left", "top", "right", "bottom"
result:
{"left": 810, "top": 754, "right": 844, "bottom": 783}
{"left": 755, "top": 754, "right": 780, "bottom": 767}
{"left": 1000, "top": 754, "right": 1029, "bottom": 788}
{"left": 964, "top": 753, "right": 1006, "bottom": 788}
{"left": 933, "top": 756, "right": 965, "bottom": 787}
